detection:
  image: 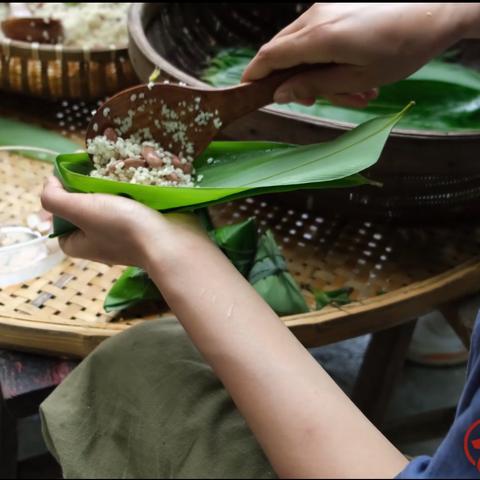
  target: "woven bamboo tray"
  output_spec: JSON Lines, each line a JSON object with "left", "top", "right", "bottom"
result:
{"left": 128, "top": 3, "right": 480, "bottom": 222}
{"left": 1, "top": 150, "right": 480, "bottom": 358}
{"left": 0, "top": 25, "right": 138, "bottom": 100}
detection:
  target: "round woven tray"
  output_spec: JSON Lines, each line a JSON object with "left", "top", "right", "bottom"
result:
{"left": 0, "top": 23, "right": 139, "bottom": 100}
{"left": 1, "top": 149, "right": 480, "bottom": 358}
{"left": 128, "top": 2, "right": 480, "bottom": 222}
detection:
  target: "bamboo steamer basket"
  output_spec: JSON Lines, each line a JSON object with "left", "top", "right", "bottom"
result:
{"left": 128, "top": 2, "right": 480, "bottom": 222}
{"left": 0, "top": 15, "right": 139, "bottom": 100}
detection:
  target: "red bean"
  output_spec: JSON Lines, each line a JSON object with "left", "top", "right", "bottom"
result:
{"left": 166, "top": 172, "right": 179, "bottom": 182}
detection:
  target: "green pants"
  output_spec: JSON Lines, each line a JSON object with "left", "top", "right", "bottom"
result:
{"left": 40, "top": 318, "right": 275, "bottom": 479}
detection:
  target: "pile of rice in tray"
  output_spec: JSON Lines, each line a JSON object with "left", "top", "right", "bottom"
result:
{"left": 0, "top": 3, "right": 130, "bottom": 48}
{"left": 87, "top": 129, "right": 197, "bottom": 187}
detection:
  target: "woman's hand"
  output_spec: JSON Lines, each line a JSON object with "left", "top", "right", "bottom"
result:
{"left": 41, "top": 176, "right": 208, "bottom": 271}
{"left": 242, "top": 3, "right": 478, "bottom": 107}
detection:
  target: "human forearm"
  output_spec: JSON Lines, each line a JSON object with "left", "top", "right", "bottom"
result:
{"left": 41, "top": 180, "right": 407, "bottom": 478}
{"left": 145, "top": 238, "right": 408, "bottom": 478}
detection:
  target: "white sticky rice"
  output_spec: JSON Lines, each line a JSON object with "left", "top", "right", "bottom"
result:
{"left": 87, "top": 134, "right": 196, "bottom": 187}
{"left": 0, "top": 3, "right": 130, "bottom": 48}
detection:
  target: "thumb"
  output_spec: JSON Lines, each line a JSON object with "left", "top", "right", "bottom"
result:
{"left": 58, "top": 229, "right": 90, "bottom": 259}
{"left": 40, "top": 176, "right": 88, "bottom": 227}
{"left": 40, "top": 176, "right": 68, "bottom": 213}
{"left": 273, "top": 65, "right": 377, "bottom": 103}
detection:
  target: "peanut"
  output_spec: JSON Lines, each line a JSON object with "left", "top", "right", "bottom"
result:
{"left": 172, "top": 155, "right": 192, "bottom": 174}
{"left": 123, "top": 158, "right": 147, "bottom": 169}
{"left": 166, "top": 172, "right": 179, "bottom": 183}
{"left": 103, "top": 127, "right": 118, "bottom": 142}
{"left": 171, "top": 155, "right": 182, "bottom": 168}
{"left": 107, "top": 161, "right": 121, "bottom": 173}
{"left": 141, "top": 145, "right": 155, "bottom": 157}
{"left": 181, "top": 162, "right": 193, "bottom": 174}
{"left": 144, "top": 150, "right": 164, "bottom": 168}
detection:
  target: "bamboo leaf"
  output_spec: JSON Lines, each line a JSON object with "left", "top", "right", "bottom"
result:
{"left": 0, "top": 117, "right": 80, "bottom": 162}
{"left": 209, "top": 217, "right": 257, "bottom": 277}
{"left": 249, "top": 230, "right": 309, "bottom": 315}
{"left": 313, "top": 287, "right": 353, "bottom": 311}
{"left": 104, "top": 267, "right": 163, "bottom": 312}
{"left": 203, "top": 48, "right": 480, "bottom": 131}
{"left": 53, "top": 105, "right": 410, "bottom": 236}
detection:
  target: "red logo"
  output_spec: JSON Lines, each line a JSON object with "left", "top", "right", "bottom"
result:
{"left": 464, "top": 420, "right": 480, "bottom": 471}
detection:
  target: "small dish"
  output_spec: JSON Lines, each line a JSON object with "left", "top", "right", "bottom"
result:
{"left": 0, "top": 224, "right": 64, "bottom": 288}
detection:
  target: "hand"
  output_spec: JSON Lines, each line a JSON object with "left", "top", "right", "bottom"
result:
{"left": 41, "top": 176, "right": 208, "bottom": 271}
{"left": 242, "top": 3, "right": 476, "bottom": 107}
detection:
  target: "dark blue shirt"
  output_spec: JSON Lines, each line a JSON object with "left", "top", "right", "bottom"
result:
{"left": 397, "top": 312, "right": 480, "bottom": 478}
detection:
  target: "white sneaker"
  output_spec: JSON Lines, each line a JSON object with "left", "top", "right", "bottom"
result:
{"left": 407, "top": 310, "right": 469, "bottom": 367}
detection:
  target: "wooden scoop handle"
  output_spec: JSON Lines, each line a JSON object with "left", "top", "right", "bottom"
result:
{"left": 216, "top": 64, "right": 324, "bottom": 125}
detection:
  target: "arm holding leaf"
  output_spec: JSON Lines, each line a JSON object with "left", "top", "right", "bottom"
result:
{"left": 41, "top": 177, "right": 407, "bottom": 478}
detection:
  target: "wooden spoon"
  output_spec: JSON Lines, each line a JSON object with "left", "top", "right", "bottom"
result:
{"left": 1, "top": 3, "right": 64, "bottom": 44}
{"left": 86, "top": 66, "right": 314, "bottom": 159}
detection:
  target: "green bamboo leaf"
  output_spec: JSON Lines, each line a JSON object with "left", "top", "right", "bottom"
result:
{"left": 104, "top": 266, "right": 163, "bottom": 312}
{"left": 249, "top": 230, "right": 309, "bottom": 315}
{"left": 0, "top": 117, "right": 80, "bottom": 162}
{"left": 53, "top": 105, "right": 410, "bottom": 236}
{"left": 313, "top": 287, "right": 353, "bottom": 311}
{"left": 210, "top": 217, "right": 257, "bottom": 277}
{"left": 253, "top": 274, "right": 309, "bottom": 316}
{"left": 203, "top": 47, "right": 256, "bottom": 87}
{"left": 203, "top": 48, "right": 480, "bottom": 131}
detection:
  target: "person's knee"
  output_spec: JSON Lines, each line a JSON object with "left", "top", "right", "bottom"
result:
{"left": 41, "top": 318, "right": 203, "bottom": 419}
{"left": 98, "top": 316, "right": 176, "bottom": 352}
{"left": 87, "top": 317, "right": 200, "bottom": 373}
